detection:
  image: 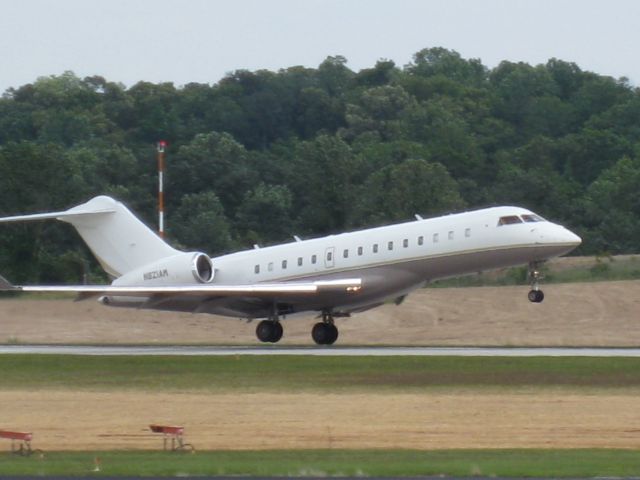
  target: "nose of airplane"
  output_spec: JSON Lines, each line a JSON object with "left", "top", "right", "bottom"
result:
{"left": 563, "top": 229, "right": 582, "bottom": 247}
{"left": 534, "top": 223, "right": 581, "bottom": 257}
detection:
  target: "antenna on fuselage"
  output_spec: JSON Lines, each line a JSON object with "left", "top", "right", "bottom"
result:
{"left": 293, "top": 235, "right": 302, "bottom": 242}
{"left": 414, "top": 214, "right": 424, "bottom": 221}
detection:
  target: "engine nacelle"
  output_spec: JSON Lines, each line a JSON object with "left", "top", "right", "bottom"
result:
{"left": 113, "top": 252, "right": 215, "bottom": 286}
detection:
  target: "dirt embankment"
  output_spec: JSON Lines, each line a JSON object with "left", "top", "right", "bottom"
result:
{"left": 1, "top": 279, "right": 639, "bottom": 346}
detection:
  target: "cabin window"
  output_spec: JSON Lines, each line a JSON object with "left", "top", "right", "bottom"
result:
{"left": 282, "top": 260, "right": 287, "bottom": 269}
{"left": 433, "top": 233, "right": 439, "bottom": 243}
{"left": 343, "top": 249, "right": 349, "bottom": 258}
{"left": 311, "top": 254, "right": 317, "bottom": 264}
{"left": 254, "top": 264, "right": 260, "bottom": 274}
{"left": 298, "top": 257, "right": 303, "bottom": 266}
{"left": 357, "top": 246, "right": 363, "bottom": 256}
{"left": 373, "top": 244, "right": 379, "bottom": 253}
{"left": 522, "top": 214, "right": 544, "bottom": 223}
{"left": 326, "top": 251, "right": 333, "bottom": 262}
{"left": 418, "top": 236, "right": 424, "bottom": 246}
{"left": 448, "top": 231, "right": 454, "bottom": 241}
{"left": 388, "top": 241, "right": 394, "bottom": 251}
{"left": 403, "top": 239, "right": 409, "bottom": 248}
{"left": 268, "top": 262, "right": 274, "bottom": 272}
{"left": 498, "top": 215, "right": 523, "bottom": 226}
{"left": 465, "top": 228, "right": 471, "bottom": 238}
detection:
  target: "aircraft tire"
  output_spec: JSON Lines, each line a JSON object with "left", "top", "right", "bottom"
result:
{"left": 256, "top": 320, "right": 283, "bottom": 343}
{"left": 528, "top": 289, "right": 544, "bottom": 303}
{"left": 270, "top": 321, "right": 283, "bottom": 343}
{"left": 311, "top": 322, "right": 339, "bottom": 345}
{"left": 326, "top": 324, "right": 338, "bottom": 345}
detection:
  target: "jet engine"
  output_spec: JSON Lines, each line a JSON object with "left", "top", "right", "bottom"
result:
{"left": 113, "top": 252, "right": 215, "bottom": 286}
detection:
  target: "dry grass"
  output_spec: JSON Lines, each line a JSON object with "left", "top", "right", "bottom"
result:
{"left": 2, "top": 390, "right": 640, "bottom": 451}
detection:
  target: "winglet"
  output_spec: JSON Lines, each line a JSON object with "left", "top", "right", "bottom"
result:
{"left": 0, "top": 274, "right": 19, "bottom": 291}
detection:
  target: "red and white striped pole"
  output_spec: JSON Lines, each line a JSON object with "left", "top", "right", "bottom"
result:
{"left": 157, "top": 140, "right": 167, "bottom": 238}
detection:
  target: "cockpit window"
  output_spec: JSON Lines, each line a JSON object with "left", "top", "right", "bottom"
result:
{"left": 497, "top": 215, "right": 523, "bottom": 226}
{"left": 521, "top": 214, "right": 544, "bottom": 223}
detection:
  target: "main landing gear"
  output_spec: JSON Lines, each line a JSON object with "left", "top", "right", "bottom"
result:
{"left": 527, "top": 261, "right": 545, "bottom": 303}
{"left": 312, "top": 311, "right": 339, "bottom": 346}
{"left": 255, "top": 307, "right": 341, "bottom": 345}
{"left": 256, "top": 319, "right": 283, "bottom": 343}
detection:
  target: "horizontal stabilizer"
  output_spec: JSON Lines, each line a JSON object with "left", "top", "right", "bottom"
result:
{"left": 0, "top": 274, "right": 17, "bottom": 291}
{"left": 0, "top": 207, "right": 115, "bottom": 224}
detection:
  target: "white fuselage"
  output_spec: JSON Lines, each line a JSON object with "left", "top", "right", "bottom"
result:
{"left": 112, "top": 205, "right": 580, "bottom": 319}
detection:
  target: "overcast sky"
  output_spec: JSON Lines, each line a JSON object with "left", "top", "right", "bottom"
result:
{"left": 1, "top": 0, "right": 639, "bottom": 93}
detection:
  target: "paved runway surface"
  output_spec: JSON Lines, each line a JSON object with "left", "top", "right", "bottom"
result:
{"left": 3, "top": 345, "right": 640, "bottom": 356}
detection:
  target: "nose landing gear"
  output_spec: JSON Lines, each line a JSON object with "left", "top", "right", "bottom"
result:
{"left": 528, "top": 261, "right": 545, "bottom": 303}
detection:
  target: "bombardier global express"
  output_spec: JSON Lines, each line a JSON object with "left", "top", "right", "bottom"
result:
{"left": 0, "top": 196, "right": 581, "bottom": 345}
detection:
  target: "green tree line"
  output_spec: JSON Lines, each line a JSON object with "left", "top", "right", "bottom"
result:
{"left": 1, "top": 48, "right": 639, "bottom": 282}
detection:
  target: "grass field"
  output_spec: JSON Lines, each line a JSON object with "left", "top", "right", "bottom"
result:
{"left": 3, "top": 449, "right": 640, "bottom": 477}
{"left": 3, "top": 354, "right": 640, "bottom": 476}
{"left": 3, "top": 354, "right": 640, "bottom": 391}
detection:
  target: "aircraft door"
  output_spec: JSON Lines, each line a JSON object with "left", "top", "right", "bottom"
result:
{"left": 324, "top": 247, "right": 335, "bottom": 268}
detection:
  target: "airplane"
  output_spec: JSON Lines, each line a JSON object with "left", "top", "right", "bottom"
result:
{"left": 0, "top": 196, "right": 581, "bottom": 345}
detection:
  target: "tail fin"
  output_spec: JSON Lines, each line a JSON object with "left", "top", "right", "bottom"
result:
{"left": 0, "top": 196, "right": 178, "bottom": 278}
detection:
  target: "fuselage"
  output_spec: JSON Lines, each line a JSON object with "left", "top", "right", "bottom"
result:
{"left": 112, "top": 206, "right": 581, "bottom": 319}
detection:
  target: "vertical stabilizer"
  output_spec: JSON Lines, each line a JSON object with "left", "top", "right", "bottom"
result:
{"left": 0, "top": 196, "right": 179, "bottom": 278}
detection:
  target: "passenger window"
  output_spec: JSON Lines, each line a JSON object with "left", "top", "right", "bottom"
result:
{"left": 498, "top": 215, "right": 523, "bottom": 226}
{"left": 465, "top": 228, "right": 471, "bottom": 238}
{"left": 268, "top": 262, "right": 274, "bottom": 272}
{"left": 343, "top": 249, "right": 349, "bottom": 259}
{"left": 282, "top": 260, "right": 287, "bottom": 269}
{"left": 373, "top": 244, "right": 378, "bottom": 253}
{"left": 357, "top": 246, "right": 363, "bottom": 256}
{"left": 418, "top": 236, "right": 424, "bottom": 246}
{"left": 254, "top": 265, "right": 260, "bottom": 274}
{"left": 448, "top": 231, "right": 454, "bottom": 241}
{"left": 388, "top": 241, "right": 393, "bottom": 251}
{"left": 433, "top": 233, "right": 439, "bottom": 243}
{"left": 403, "top": 239, "right": 408, "bottom": 248}
{"left": 327, "top": 251, "right": 332, "bottom": 261}
{"left": 298, "top": 257, "right": 303, "bottom": 266}
{"left": 311, "top": 254, "right": 317, "bottom": 264}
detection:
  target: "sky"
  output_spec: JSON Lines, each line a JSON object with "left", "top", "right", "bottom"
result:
{"left": 1, "top": 0, "right": 639, "bottom": 93}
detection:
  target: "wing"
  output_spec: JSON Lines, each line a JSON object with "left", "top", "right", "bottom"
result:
{"left": 0, "top": 275, "right": 362, "bottom": 299}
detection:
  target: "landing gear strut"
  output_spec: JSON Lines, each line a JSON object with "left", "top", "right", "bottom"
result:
{"left": 527, "top": 261, "right": 545, "bottom": 303}
{"left": 312, "top": 311, "right": 339, "bottom": 345}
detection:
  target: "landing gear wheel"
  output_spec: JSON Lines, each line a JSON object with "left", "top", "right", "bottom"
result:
{"left": 527, "top": 261, "right": 546, "bottom": 303}
{"left": 312, "top": 322, "right": 339, "bottom": 345}
{"left": 528, "top": 289, "right": 544, "bottom": 303}
{"left": 256, "top": 320, "right": 283, "bottom": 343}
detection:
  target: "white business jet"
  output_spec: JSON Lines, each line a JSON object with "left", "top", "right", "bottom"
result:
{"left": 0, "top": 196, "right": 581, "bottom": 345}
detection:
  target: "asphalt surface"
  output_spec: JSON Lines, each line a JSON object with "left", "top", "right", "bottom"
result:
{"left": 3, "top": 345, "right": 640, "bottom": 356}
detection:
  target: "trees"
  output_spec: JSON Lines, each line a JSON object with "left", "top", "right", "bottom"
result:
{"left": 2, "top": 50, "right": 640, "bottom": 283}
{"left": 169, "top": 191, "right": 232, "bottom": 255}
{"left": 581, "top": 155, "right": 640, "bottom": 253}
{"left": 352, "top": 158, "right": 465, "bottom": 226}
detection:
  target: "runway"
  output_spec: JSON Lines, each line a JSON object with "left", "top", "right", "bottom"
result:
{"left": 3, "top": 345, "right": 640, "bottom": 356}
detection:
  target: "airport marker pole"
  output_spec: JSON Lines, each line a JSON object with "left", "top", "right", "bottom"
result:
{"left": 157, "top": 140, "right": 166, "bottom": 238}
